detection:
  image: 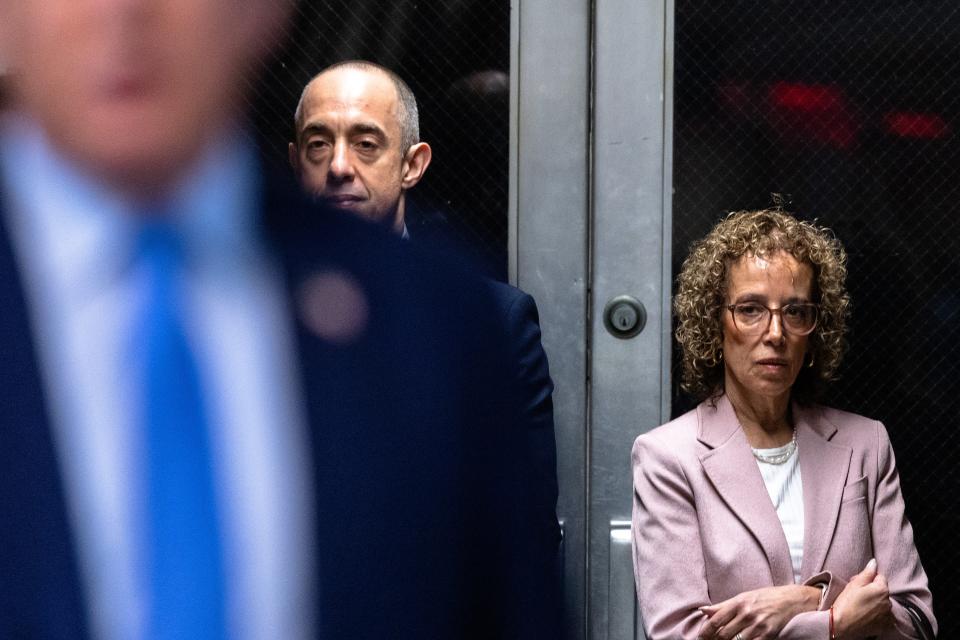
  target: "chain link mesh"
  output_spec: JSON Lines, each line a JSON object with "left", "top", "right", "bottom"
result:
{"left": 251, "top": 0, "right": 512, "bottom": 281}
{"left": 246, "top": 1, "right": 957, "bottom": 631}
{"left": 673, "top": 2, "right": 960, "bottom": 634}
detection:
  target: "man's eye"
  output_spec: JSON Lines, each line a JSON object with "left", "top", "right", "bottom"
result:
{"left": 307, "top": 140, "right": 328, "bottom": 150}
{"left": 356, "top": 140, "right": 378, "bottom": 151}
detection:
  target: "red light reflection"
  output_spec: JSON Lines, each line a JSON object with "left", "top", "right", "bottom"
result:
{"left": 767, "top": 82, "right": 858, "bottom": 150}
{"left": 883, "top": 112, "right": 950, "bottom": 140}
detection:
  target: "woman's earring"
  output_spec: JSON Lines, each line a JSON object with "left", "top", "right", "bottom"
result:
{"left": 806, "top": 352, "right": 815, "bottom": 368}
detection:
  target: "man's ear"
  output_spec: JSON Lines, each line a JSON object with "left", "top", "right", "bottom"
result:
{"left": 288, "top": 142, "right": 300, "bottom": 171}
{"left": 401, "top": 142, "right": 432, "bottom": 190}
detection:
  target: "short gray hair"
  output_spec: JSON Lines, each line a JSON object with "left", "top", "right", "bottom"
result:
{"left": 292, "top": 60, "right": 420, "bottom": 153}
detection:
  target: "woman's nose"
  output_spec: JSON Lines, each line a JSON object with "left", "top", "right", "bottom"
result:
{"left": 764, "top": 309, "right": 786, "bottom": 344}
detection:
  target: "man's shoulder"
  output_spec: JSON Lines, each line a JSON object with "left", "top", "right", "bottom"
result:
{"left": 485, "top": 279, "right": 536, "bottom": 318}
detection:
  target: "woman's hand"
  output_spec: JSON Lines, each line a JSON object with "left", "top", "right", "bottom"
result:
{"left": 697, "top": 583, "right": 821, "bottom": 640}
{"left": 832, "top": 559, "right": 894, "bottom": 639}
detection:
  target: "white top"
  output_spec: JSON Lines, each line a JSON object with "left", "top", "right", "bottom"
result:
{"left": 1, "top": 115, "right": 316, "bottom": 640}
{"left": 754, "top": 443, "right": 804, "bottom": 584}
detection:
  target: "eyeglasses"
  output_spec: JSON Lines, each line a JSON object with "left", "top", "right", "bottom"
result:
{"left": 726, "top": 302, "right": 819, "bottom": 336}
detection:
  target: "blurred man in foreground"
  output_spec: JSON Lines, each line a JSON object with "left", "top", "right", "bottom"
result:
{"left": 0, "top": 2, "right": 558, "bottom": 638}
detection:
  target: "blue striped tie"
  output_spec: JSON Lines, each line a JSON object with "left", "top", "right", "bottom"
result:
{"left": 136, "top": 219, "right": 227, "bottom": 639}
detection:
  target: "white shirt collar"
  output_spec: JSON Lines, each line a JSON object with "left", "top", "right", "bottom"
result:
{"left": 0, "top": 113, "right": 263, "bottom": 290}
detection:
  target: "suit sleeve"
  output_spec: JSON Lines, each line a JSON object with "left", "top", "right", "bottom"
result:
{"left": 871, "top": 421, "right": 937, "bottom": 639}
{"left": 775, "top": 574, "right": 836, "bottom": 638}
{"left": 504, "top": 291, "right": 560, "bottom": 557}
{"left": 785, "top": 421, "right": 938, "bottom": 640}
{"left": 632, "top": 433, "right": 711, "bottom": 640}
{"left": 777, "top": 420, "right": 935, "bottom": 640}
{"left": 495, "top": 289, "right": 561, "bottom": 637}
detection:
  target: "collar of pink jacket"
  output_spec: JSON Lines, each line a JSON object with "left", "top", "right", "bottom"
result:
{"left": 696, "top": 395, "right": 847, "bottom": 584}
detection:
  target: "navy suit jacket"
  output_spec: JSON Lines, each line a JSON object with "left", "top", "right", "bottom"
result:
{"left": 0, "top": 166, "right": 560, "bottom": 639}
{"left": 405, "top": 229, "right": 561, "bottom": 573}
{"left": 484, "top": 279, "right": 559, "bottom": 567}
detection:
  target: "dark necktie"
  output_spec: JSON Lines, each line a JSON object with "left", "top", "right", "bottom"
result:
{"left": 135, "top": 219, "right": 227, "bottom": 639}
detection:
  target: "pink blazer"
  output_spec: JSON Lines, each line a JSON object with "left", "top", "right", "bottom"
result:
{"left": 632, "top": 395, "right": 936, "bottom": 639}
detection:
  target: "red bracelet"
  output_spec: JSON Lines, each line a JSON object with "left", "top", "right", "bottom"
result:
{"left": 829, "top": 606, "right": 837, "bottom": 639}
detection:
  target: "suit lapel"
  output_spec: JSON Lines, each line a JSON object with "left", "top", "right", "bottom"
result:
{"left": 795, "top": 404, "right": 851, "bottom": 579}
{"left": 0, "top": 194, "right": 90, "bottom": 638}
{"left": 698, "top": 396, "right": 795, "bottom": 586}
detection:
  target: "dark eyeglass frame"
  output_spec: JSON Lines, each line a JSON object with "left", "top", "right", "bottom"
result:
{"left": 725, "top": 302, "right": 820, "bottom": 336}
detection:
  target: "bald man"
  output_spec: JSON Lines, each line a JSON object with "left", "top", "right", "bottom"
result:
{"left": 290, "top": 63, "right": 562, "bottom": 626}
{"left": 0, "top": 5, "right": 557, "bottom": 639}
{"left": 289, "top": 62, "right": 430, "bottom": 236}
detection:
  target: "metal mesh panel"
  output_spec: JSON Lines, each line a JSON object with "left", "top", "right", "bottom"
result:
{"left": 673, "top": 2, "right": 960, "bottom": 634}
{"left": 250, "top": 0, "right": 512, "bottom": 281}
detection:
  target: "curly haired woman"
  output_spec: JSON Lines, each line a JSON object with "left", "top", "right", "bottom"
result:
{"left": 631, "top": 209, "right": 935, "bottom": 640}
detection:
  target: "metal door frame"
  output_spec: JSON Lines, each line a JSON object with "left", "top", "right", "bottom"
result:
{"left": 511, "top": 1, "right": 674, "bottom": 638}
{"left": 511, "top": 2, "right": 591, "bottom": 636}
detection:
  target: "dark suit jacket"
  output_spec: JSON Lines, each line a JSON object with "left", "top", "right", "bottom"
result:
{"left": 484, "top": 280, "right": 560, "bottom": 572}
{"left": 405, "top": 227, "right": 560, "bottom": 572}
{"left": 0, "top": 166, "right": 560, "bottom": 639}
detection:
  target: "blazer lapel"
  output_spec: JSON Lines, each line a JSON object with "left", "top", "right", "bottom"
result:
{"left": 698, "top": 396, "right": 795, "bottom": 586}
{"left": 795, "top": 404, "right": 851, "bottom": 579}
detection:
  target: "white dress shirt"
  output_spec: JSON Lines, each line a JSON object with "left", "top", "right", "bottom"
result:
{"left": 754, "top": 444, "right": 804, "bottom": 584}
{"left": 0, "top": 115, "right": 316, "bottom": 640}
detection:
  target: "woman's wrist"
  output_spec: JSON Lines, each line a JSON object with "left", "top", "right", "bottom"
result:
{"left": 800, "top": 585, "right": 823, "bottom": 612}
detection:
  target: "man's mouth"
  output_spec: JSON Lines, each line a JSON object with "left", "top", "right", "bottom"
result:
{"left": 324, "top": 194, "right": 362, "bottom": 206}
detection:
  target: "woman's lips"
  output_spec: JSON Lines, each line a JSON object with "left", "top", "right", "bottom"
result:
{"left": 755, "top": 358, "right": 789, "bottom": 372}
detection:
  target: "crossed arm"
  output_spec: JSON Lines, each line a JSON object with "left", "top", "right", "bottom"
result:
{"left": 631, "top": 425, "right": 934, "bottom": 640}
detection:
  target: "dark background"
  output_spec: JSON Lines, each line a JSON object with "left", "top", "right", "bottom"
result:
{"left": 249, "top": 0, "right": 958, "bottom": 635}
{"left": 252, "top": 0, "right": 512, "bottom": 281}
{"left": 673, "top": 1, "right": 960, "bottom": 635}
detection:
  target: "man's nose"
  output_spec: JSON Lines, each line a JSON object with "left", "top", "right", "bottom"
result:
{"left": 328, "top": 142, "right": 354, "bottom": 179}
